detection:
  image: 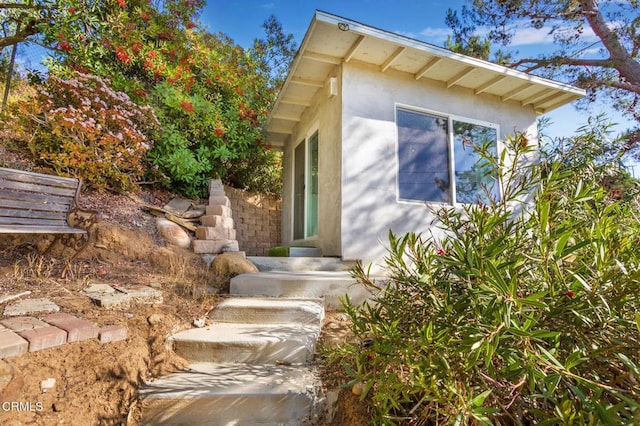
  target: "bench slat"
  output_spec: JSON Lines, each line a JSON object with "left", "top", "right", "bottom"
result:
{"left": 0, "top": 198, "right": 72, "bottom": 213}
{"left": 0, "top": 167, "right": 79, "bottom": 190}
{"left": 0, "top": 208, "right": 67, "bottom": 220}
{"left": 0, "top": 178, "right": 78, "bottom": 198}
{"left": 0, "top": 225, "right": 86, "bottom": 234}
{"left": 0, "top": 216, "right": 69, "bottom": 227}
{"left": 0, "top": 189, "right": 75, "bottom": 207}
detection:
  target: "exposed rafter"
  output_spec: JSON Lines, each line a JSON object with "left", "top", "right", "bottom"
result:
{"left": 534, "top": 92, "right": 572, "bottom": 110}
{"left": 414, "top": 57, "right": 442, "bottom": 80}
{"left": 271, "top": 112, "right": 301, "bottom": 121}
{"left": 344, "top": 35, "right": 366, "bottom": 62}
{"left": 536, "top": 94, "right": 575, "bottom": 113}
{"left": 446, "top": 67, "right": 475, "bottom": 88}
{"left": 521, "top": 88, "right": 555, "bottom": 107}
{"left": 501, "top": 83, "right": 536, "bottom": 102}
{"left": 303, "top": 51, "right": 342, "bottom": 65}
{"left": 475, "top": 75, "right": 508, "bottom": 95}
{"left": 267, "top": 126, "right": 294, "bottom": 135}
{"left": 290, "top": 77, "right": 324, "bottom": 87}
{"left": 380, "top": 47, "right": 406, "bottom": 72}
{"left": 280, "top": 97, "right": 312, "bottom": 107}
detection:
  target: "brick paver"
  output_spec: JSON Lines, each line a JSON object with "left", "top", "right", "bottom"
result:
{"left": 98, "top": 325, "right": 128, "bottom": 343}
{"left": 40, "top": 313, "right": 99, "bottom": 343}
{"left": 19, "top": 326, "right": 67, "bottom": 352}
{"left": 0, "top": 325, "right": 29, "bottom": 358}
{"left": 0, "top": 316, "right": 50, "bottom": 332}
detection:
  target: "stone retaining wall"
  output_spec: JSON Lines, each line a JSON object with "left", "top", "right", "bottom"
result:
{"left": 224, "top": 186, "right": 281, "bottom": 256}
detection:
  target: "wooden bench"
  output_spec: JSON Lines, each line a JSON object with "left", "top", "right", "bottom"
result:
{"left": 0, "top": 167, "right": 98, "bottom": 277}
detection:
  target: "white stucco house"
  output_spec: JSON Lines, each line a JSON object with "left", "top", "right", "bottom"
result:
{"left": 265, "top": 11, "right": 585, "bottom": 267}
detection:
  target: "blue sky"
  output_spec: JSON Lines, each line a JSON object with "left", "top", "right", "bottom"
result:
{"left": 201, "top": 0, "right": 634, "bottom": 143}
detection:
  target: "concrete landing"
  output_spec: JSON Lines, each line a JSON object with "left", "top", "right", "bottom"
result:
{"left": 230, "top": 271, "right": 374, "bottom": 310}
{"left": 170, "top": 322, "right": 321, "bottom": 364}
{"left": 209, "top": 297, "right": 325, "bottom": 325}
{"left": 140, "top": 363, "right": 320, "bottom": 425}
{"left": 248, "top": 256, "right": 357, "bottom": 272}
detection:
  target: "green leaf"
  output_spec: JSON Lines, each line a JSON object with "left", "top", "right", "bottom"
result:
{"left": 536, "top": 345, "right": 565, "bottom": 369}
{"left": 471, "top": 389, "right": 492, "bottom": 407}
{"left": 616, "top": 353, "right": 640, "bottom": 377}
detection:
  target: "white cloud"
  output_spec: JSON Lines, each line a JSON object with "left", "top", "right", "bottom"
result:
{"left": 418, "top": 27, "right": 452, "bottom": 43}
{"left": 261, "top": 2, "right": 275, "bottom": 8}
{"left": 507, "top": 20, "right": 600, "bottom": 46}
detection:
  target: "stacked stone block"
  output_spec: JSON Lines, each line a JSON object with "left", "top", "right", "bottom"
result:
{"left": 193, "top": 180, "right": 240, "bottom": 254}
{"left": 225, "top": 186, "right": 281, "bottom": 256}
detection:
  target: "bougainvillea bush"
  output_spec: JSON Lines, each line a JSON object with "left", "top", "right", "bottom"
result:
{"left": 10, "top": 72, "right": 158, "bottom": 192}
{"left": 332, "top": 130, "right": 640, "bottom": 424}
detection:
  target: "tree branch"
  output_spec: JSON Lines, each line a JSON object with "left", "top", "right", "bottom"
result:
{"left": 578, "top": 0, "right": 640, "bottom": 87}
{"left": 0, "top": 24, "right": 40, "bottom": 49}
{"left": 0, "top": 4, "right": 46, "bottom": 9}
{"left": 511, "top": 57, "right": 616, "bottom": 72}
{"left": 585, "top": 79, "right": 640, "bottom": 96}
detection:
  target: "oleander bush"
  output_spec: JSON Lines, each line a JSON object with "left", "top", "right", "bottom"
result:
{"left": 333, "top": 129, "right": 640, "bottom": 424}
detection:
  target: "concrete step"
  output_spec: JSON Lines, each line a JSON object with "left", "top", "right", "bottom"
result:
{"left": 248, "top": 256, "right": 357, "bottom": 272}
{"left": 170, "top": 322, "right": 321, "bottom": 364}
{"left": 209, "top": 297, "right": 325, "bottom": 326}
{"left": 140, "top": 363, "right": 321, "bottom": 425}
{"left": 230, "top": 271, "right": 373, "bottom": 310}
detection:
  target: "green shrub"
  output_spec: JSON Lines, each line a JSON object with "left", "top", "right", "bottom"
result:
{"left": 9, "top": 72, "right": 158, "bottom": 192}
{"left": 333, "top": 132, "right": 640, "bottom": 424}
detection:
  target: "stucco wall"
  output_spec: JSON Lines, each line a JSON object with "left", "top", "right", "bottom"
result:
{"left": 281, "top": 69, "right": 342, "bottom": 256}
{"left": 340, "top": 62, "right": 539, "bottom": 267}
{"left": 225, "top": 186, "right": 281, "bottom": 256}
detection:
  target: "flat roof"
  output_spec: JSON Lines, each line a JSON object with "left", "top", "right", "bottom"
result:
{"left": 266, "top": 10, "right": 586, "bottom": 148}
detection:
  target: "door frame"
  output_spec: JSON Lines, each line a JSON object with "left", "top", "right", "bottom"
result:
{"left": 292, "top": 126, "right": 319, "bottom": 241}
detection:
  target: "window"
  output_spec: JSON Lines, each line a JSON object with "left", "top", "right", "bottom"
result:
{"left": 397, "top": 107, "right": 500, "bottom": 204}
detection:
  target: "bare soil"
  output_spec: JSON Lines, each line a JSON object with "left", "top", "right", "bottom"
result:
{"left": 0, "top": 188, "right": 371, "bottom": 425}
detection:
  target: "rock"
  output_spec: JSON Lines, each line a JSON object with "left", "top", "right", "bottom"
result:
{"left": 41, "top": 378, "right": 56, "bottom": 393}
{"left": 147, "top": 314, "right": 164, "bottom": 325}
{"left": 148, "top": 282, "right": 162, "bottom": 289}
{"left": 351, "top": 382, "right": 366, "bottom": 396}
{"left": 323, "top": 389, "right": 340, "bottom": 424}
{"left": 192, "top": 317, "right": 206, "bottom": 328}
{"left": 156, "top": 217, "right": 191, "bottom": 249}
{"left": 211, "top": 252, "right": 259, "bottom": 292}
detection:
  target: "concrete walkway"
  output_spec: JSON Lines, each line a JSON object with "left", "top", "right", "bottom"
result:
{"left": 140, "top": 257, "right": 371, "bottom": 425}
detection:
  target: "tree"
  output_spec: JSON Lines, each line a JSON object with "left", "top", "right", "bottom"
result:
{"left": 2, "top": 0, "right": 289, "bottom": 196}
{"left": 446, "top": 0, "right": 640, "bottom": 151}
{"left": 250, "top": 14, "right": 297, "bottom": 90}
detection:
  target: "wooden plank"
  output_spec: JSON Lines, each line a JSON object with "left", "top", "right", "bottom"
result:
{"left": 0, "top": 168, "right": 78, "bottom": 189}
{"left": 0, "top": 216, "right": 68, "bottom": 227}
{"left": 0, "top": 189, "right": 75, "bottom": 206}
{"left": 0, "top": 179, "right": 77, "bottom": 197}
{"left": 0, "top": 198, "right": 72, "bottom": 213}
{"left": 0, "top": 225, "right": 85, "bottom": 234}
{"left": 0, "top": 208, "right": 67, "bottom": 220}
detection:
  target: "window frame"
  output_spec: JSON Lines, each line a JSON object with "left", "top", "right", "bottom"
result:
{"left": 395, "top": 104, "right": 502, "bottom": 206}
